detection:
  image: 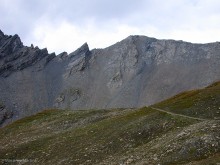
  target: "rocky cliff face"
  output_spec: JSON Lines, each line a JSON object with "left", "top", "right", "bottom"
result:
{"left": 0, "top": 30, "right": 220, "bottom": 126}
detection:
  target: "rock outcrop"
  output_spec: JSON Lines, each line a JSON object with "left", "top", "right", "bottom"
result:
{"left": 0, "top": 30, "right": 220, "bottom": 126}
{"left": 0, "top": 31, "right": 55, "bottom": 77}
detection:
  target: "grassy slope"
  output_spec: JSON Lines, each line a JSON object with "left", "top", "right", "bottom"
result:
{"left": 0, "top": 82, "right": 219, "bottom": 165}
{"left": 154, "top": 81, "right": 220, "bottom": 120}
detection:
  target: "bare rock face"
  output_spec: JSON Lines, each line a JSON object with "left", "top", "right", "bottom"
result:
{"left": 0, "top": 31, "right": 55, "bottom": 77}
{"left": 0, "top": 30, "right": 220, "bottom": 126}
{"left": 66, "top": 43, "right": 90, "bottom": 76}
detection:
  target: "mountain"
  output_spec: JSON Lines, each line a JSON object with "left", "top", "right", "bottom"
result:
{"left": 0, "top": 82, "right": 219, "bottom": 164}
{"left": 0, "top": 30, "right": 220, "bottom": 126}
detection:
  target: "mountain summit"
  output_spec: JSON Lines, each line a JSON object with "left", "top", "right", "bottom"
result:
{"left": 0, "top": 30, "right": 220, "bottom": 126}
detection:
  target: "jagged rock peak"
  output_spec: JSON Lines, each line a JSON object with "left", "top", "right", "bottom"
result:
{"left": 0, "top": 30, "right": 56, "bottom": 77}
{"left": 0, "top": 33, "right": 23, "bottom": 55}
{"left": 0, "top": 30, "right": 22, "bottom": 46}
{"left": 11, "top": 34, "right": 23, "bottom": 48}
{"left": 58, "top": 51, "right": 68, "bottom": 60}
{"left": 0, "top": 29, "right": 4, "bottom": 38}
{"left": 69, "top": 42, "right": 90, "bottom": 58}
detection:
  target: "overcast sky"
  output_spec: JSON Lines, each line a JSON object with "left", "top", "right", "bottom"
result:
{"left": 0, "top": 0, "right": 220, "bottom": 54}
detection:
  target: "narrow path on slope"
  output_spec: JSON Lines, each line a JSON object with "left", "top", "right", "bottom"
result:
{"left": 150, "top": 107, "right": 208, "bottom": 121}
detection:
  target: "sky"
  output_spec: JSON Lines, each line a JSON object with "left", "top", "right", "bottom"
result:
{"left": 0, "top": 0, "right": 220, "bottom": 54}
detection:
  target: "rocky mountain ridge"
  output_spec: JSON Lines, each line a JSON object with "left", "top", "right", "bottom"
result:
{"left": 0, "top": 30, "right": 220, "bottom": 126}
{"left": 0, "top": 30, "right": 55, "bottom": 77}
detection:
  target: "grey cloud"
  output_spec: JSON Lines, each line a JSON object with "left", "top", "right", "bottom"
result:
{"left": 0, "top": 0, "right": 148, "bottom": 33}
{"left": 0, "top": 0, "right": 220, "bottom": 52}
{"left": 0, "top": 0, "right": 150, "bottom": 46}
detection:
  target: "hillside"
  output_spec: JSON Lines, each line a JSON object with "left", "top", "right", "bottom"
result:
{"left": 1, "top": 30, "right": 220, "bottom": 126}
{"left": 0, "top": 83, "right": 220, "bottom": 165}
{"left": 154, "top": 81, "right": 220, "bottom": 120}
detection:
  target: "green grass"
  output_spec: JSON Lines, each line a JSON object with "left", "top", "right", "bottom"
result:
{"left": 0, "top": 107, "right": 201, "bottom": 165}
{"left": 154, "top": 81, "right": 220, "bottom": 119}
